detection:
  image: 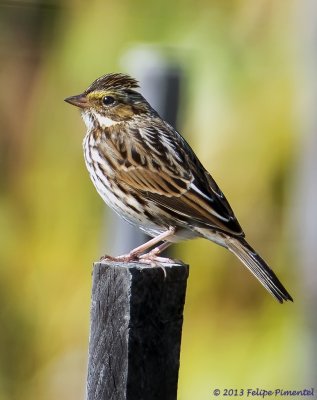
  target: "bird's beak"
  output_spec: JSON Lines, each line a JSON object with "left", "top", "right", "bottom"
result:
{"left": 64, "top": 93, "right": 89, "bottom": 109}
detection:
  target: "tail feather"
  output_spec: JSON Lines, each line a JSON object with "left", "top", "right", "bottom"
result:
{"left": 225, "top": 237, "right": 293, "bottom": 303}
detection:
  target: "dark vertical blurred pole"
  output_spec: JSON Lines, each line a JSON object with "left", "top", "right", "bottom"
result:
{"left": 102, "top": 47, "right": 183, "bottom": 255}
{"left": 0, "top": 1, "right": 60, "bottom": 190}
{"left": 293, "top": 0, "right": 317, "bottom": 384}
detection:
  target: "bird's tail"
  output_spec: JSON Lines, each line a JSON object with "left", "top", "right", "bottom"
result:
{"left": 224, "top": 236, "right": 293, "bottom": 303}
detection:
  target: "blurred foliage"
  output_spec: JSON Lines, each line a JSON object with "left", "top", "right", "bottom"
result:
{"left": 0, "top": 0, "right": 309, "bottom": 399}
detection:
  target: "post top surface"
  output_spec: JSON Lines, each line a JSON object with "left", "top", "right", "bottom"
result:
{"left": 94, "top": 260, "right": 189, "bottom": 270}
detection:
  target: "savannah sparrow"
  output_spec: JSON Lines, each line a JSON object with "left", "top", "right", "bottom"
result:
{"left": 65, "top": 73, "right": 292, "bottom": 303}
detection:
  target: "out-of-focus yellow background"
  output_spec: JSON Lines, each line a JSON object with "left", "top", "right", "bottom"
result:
{"left": 1, "top": 1, "right": 316, "bottom": 399}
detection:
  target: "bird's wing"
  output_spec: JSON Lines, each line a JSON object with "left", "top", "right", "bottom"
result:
{"left": 114, "top": 122, "right": 244, "bottom": 236}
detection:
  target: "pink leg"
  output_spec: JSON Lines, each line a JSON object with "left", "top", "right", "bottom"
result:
{"left": 101, "top": 227, "right": 176, "bottom": 262}
{"left": 139, "top": 241, "right": 173, "bottom": 262}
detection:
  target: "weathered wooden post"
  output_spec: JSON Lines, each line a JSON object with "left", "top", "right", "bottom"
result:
{"left": 86, "top": 261, "right": 189, "bottom": 400}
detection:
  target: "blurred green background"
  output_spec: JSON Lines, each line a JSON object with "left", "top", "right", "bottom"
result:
{"left": 0, "top": 1, "right": 315, "bottom": 399}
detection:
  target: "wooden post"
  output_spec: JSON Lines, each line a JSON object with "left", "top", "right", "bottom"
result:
{"left": 86, "top": 261, "right": 189, "bottom": 400}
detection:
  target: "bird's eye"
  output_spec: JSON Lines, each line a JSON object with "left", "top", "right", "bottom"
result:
{"left": 102, "top": 96, "right": 115, "bottom": 106}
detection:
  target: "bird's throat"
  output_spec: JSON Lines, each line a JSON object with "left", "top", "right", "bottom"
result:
{"left": 81, "top": 110, "right": 120, "bottom": 131}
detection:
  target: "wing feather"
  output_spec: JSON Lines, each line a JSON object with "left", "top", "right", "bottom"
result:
{"left": 113, "top": 121, "right": 244, "bottom": 236}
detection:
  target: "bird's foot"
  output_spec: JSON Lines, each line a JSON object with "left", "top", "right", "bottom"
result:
{"left": 138, "top": 254, "right": 175, "bottom": 278}
{"left": 100, "top": 251, "right": 174, "bottom": 265}
{"left": 138, "top": 254, "right": 174, "bottom": 264}
{"left": 100, "top": 251, "right": 176, "bottom": 279}
{"left": 100, "top": 253, "right": 139, "bottom": 262}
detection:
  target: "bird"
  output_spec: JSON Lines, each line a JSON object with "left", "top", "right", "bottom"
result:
{"left": 65, "top": 72, "right": 293, "bottom": 303}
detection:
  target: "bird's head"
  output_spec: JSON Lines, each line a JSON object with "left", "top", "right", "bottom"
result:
{"left": 65, "top": 73, "right": 154, "bottom": 128}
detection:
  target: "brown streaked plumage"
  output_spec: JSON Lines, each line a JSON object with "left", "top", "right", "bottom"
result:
{"left": 65, "top": 72, "right": 293, "bottom": 304}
